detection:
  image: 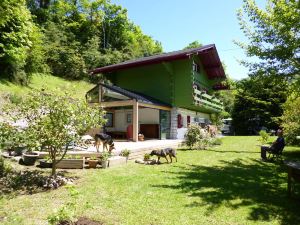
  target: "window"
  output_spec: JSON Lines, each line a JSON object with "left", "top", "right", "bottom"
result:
{"left": 105, "top": 112, "right": 114, "bottom": 127}
{"left": 193, "top": 61, "right": 200, "bottom": 73}
{"left": 126, "top": 113, "right": 132, "bottom": 123}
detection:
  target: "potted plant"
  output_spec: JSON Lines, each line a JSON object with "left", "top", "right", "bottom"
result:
{"left": 88, "top": 156, "right": 99, "bottom": 168}
{"left": 120, "top": 149, "right": 131, "bottom": 162}
{"left": 0, "top": 123, "right": 28, "bottom": 156}
{"left": 143, "top": 153, "right": 151, "bottom": 161}
{"left": 99, "top": 152, "right": 110, "bottom": 169}
{"left": 39, "top": 156, "right": 53, "bottom": 168}
{"left": 22, "top": 150, "right": 39, "bottom": 166}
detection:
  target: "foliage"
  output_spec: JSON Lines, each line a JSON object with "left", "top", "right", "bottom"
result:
{"left": 232, "top": 75, "right": 288, "bottom": 135}
{"left": 210, "top": 113, "right": 224, "bottom": 128}
{"left": 47, "top": 185, "right": 80, "bottom": 225}
{"left": 184, "top": 124, "right": 211, "bottom": 149}
{"left": 0, "top": 123, "right": 28, "bottom": 150}
{"left": 99, "top": 152, "right": 110, "bottom": 161}
{"left": 143, "top": 153, "right": 151, "bottom": 161}
{"left": 183, "top": 40, "right": 202, "bottom": 50}
{"left": 120, "top": 149, "right": 131, "bottom": 157}
{"left": 281, "top": 96, "right": 300, "bottom": 146}
{"left": 0, "top": 90, "right": 105, "bottom": 175}
{"left": 23, "top": 0, "right": 162, "bottom": 82}
{"left": 214, "top": 77, "right": 237, "bottom": 117}
{"left": 259, "top": 130, "right": 270, "bottom": 145}
{"left": 236, "top": 0, "right": 300, "bottom": 78}
{"left": 0, "top": 0, "right": 45, "bottom": 84}
{"left": 0, "top": 156, "right": 12, "bottom": 177}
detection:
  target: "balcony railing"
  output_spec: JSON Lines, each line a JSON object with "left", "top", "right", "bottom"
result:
{"left": 193, "top": 89, "right": 223, "bottom": 112}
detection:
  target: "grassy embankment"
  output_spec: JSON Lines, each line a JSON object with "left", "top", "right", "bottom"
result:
{"left": 0, "top": 74, "right": 94, "bottom": 100}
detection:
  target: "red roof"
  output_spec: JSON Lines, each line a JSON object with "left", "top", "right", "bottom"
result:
{"left": 91, "top": 44, "right": 225, "bottom": 79}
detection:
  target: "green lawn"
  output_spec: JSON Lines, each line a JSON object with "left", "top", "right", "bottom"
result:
{"left": 1, "top": 136, "right": 300, "bottom": 225}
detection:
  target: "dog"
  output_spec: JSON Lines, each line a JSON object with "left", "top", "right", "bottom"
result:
{"left": 94, "top": 133, "right": 115, "bottom": 153}
{"left": 206, "top": 125, "right": 218, "bottom": 137}
{"left": 150, "top": 148, "right": 177, "bottom": 163}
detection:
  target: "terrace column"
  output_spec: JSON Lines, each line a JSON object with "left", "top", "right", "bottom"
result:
{"left": 132, "top": 100, "right": 139, "bottom": 142}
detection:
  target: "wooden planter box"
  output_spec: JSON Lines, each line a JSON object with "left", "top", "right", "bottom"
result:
{"left": 56, "top": 159, "right": 84, "bottom": 169}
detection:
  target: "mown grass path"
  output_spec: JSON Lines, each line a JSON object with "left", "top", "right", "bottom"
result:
{"left": 1, "top": 136, "right": 300, "bottom": 225}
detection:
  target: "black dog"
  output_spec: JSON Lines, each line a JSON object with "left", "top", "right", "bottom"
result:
{"left": 94, "top": 133, "right": 115, "bottom": 153}
{"left": 150, "top": 148, "right": 177, "bottom": 163}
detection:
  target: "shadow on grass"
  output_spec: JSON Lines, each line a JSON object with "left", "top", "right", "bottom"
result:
{"left": 202, "top": 149, "right": 260, "bottom": 154}
{"left": 0, "top": 169, "right": 72, "bottom": 198}
{"left": 153, "top": 158, "right": 300, "bottom": 225}
{"left": 0, "top": 170, "right": 48, "bottom": 197}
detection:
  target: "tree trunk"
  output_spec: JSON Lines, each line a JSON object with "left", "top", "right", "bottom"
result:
{"left": 51, "top": 158, "right": 56, "bottom": 176}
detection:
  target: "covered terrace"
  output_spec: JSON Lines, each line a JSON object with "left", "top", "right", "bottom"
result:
{"left": 86, "top": 83, "right": 172, "bottom": 142}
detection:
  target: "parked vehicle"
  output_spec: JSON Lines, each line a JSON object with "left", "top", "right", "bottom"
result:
{"left": 221, "top": 118, "right": 232, "bottom": 135}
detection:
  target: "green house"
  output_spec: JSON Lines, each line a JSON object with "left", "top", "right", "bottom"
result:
{"left": 87, "top": 44, "right": 227, "bottom": 141}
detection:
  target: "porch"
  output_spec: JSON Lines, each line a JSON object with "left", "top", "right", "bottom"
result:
{"left": 36, "top": 139, "right": 184, "bottom": 160}
{"left": 86, "top": 83, "right": 173, "bottom": 142}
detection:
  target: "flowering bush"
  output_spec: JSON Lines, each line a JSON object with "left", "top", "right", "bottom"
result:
{"left": 184, "top": 124, "right": 211, "bottom": 149}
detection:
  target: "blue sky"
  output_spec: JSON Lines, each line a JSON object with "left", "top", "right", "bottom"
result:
{"left": 111, "top": 0, "right": 267, "bottom": 80}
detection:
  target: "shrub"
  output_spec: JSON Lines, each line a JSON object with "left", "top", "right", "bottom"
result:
{"left": 120, "top": 149, "right": 131, "bottom": 157}
{"left": 0, "top": 156, "right": 12, "bottom": 177}
{"left": 259, "top": 130, "right": 270, "bottom": 145}
{"left": 184, "top": 124, "right": 210, "bottom": 149}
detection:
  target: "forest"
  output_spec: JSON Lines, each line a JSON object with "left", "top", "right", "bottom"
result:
{"left": 0, "top": 0, "right": 163, "bottom": 84}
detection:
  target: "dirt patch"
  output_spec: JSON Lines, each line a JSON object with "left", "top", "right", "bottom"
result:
{"left": 57, "top": 217, "right": 104, "bottom": 225}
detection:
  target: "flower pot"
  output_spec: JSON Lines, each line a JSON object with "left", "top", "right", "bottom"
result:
{"left": 101, "top": 160, "right": 108, "bottom": 169}
{"left": 88, "top": 159, "right": 98, "bottom": 168}
{"left": 13, "top": 146, "right": 27, "bottom": 156}
{"left": 39, "top": 160, "right": 53, "bottom": 168}
{"left": 22, "top": 152, "right": 39, "bottom": 166}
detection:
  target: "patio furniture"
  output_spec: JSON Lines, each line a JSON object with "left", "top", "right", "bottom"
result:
{"left": 267, "top": 146, "right": 284, "bottom": 161}
{"left": 106, "top": 131, "right": 127, "bottom": 139}
{"left": 285, "top": 161, "right": 300, "bottom": 197}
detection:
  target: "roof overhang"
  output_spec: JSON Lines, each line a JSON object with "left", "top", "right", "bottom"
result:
{"left": 90, "top": 44, "right": 226, "bottom": 79}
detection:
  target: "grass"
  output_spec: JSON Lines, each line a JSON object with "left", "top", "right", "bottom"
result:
{"left": 0, "top": 73, "right": 94, "bottom": 100}
{"left": 1, "top": 136, "right": 300, "bottom": 225}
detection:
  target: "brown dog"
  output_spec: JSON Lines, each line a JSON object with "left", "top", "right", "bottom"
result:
{"left": 150, "top": 148, "right": 177, "bottom": 163}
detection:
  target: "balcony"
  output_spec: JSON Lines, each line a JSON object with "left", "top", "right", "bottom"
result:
{"left": 193, "top": 89, "right": 223, "bottom": 112}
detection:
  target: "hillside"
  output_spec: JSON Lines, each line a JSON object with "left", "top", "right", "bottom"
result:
{"left": 0, "top": 74, "right": 95, "bottom": 102}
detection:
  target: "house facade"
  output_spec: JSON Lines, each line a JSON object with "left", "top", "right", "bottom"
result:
{"left": 86, "top": 44, "right": 227, "bottom": 141}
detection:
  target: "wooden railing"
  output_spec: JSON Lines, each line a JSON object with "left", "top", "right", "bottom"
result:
{"left": 193, "top": 89, "right": 223, "bottom": 111}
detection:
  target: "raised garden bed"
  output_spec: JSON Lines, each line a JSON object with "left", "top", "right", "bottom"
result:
{"left": 56, "top": 159, "right": 84, "bottom": 169}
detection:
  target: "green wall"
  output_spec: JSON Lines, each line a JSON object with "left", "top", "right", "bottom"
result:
{"left": 106, "top": 63, "right": 172, "bottom": 104}
{"left": 103, "top": 56, "right": 219, "bottom": 113}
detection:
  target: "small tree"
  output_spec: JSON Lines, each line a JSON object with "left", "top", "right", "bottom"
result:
{"left": 1, "top": 90, "right": 105, "bottom": 176}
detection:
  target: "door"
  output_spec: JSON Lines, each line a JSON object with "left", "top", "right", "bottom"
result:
{"left": 159, "top": 110, "right": 171, "bottom": 139}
